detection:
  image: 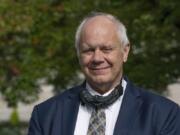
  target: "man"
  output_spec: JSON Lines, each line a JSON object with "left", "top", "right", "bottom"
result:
{"left": 28, "top": 12, "right": 180, "bottom": 135}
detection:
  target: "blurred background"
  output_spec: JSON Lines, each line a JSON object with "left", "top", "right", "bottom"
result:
{"left": 0, "top": 0, "right": 180, "bottom": 134}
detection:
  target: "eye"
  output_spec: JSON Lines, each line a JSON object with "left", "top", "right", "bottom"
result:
{"left": 101, "top": 47, "right": 113, "bottom": 53}
{"left": 82, "top": 48, "right": 94, "bottom": 54}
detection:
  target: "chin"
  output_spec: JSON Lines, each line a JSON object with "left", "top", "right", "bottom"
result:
{"left": 89, "top": 76, "right": 111, "bottom": 84}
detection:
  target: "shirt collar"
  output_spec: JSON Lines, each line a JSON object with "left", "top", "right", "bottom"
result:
{"left": 86, "top": 79, "right": 127, "bottom": 97}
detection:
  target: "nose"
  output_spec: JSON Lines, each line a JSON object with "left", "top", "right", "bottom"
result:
{"left": 92, "top": 49, "right": 104, "bottom": 64}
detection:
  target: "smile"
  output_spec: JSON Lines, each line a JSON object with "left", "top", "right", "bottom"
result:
{"left": 90, "top": 66, "right": 110, "bottom": 70}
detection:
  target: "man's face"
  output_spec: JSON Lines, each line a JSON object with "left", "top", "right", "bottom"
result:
{"left": 78, "top": 16, "right": 129, "bottom": 92}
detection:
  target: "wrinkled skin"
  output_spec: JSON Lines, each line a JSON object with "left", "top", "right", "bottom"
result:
{"left": 78, "top": 16, "right": 130, "bottom": 94}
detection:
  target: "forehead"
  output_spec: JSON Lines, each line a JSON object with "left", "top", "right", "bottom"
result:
{"left": 80, "top": 16, "right": 119, "bottom": 45}
{"left": 82, "top": 16, "right": 117, "bottom": 34}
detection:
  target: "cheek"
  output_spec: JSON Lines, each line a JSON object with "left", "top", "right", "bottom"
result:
{"left": 79, "top": 55, "right": 90, "bottom": 66}
{"left": 108, "top": 54, "right": 124, "bottom": 70}
{"left": 108, "top": 52, "right": 123, "bottom": 63}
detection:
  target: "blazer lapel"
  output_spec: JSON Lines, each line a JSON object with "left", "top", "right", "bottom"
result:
{"left": 61, "top": 86, "right": 84, "bottom": 135}
{"left": 113, "top": 79, "right": 143, "bottom": 135}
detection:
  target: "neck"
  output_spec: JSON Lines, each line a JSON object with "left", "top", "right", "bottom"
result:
{"left": 88, "top": 83, "right": 113, "bottom": 95}
{"left": 88, "top": 77, "right": 122, "bottom": 95}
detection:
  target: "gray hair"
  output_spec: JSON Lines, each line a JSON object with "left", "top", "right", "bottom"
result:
{"left": 75, "top": 12, "right": 130, "bottom": 54}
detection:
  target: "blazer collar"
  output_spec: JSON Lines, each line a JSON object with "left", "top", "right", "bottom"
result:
{"left": 113, "top": 77, "right": 143, "bottom": 135}
{"left": 61, "top": 84, "right": 84, "bottom": 135}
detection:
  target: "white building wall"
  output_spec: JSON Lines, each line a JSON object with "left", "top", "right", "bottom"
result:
{"left": 0, "top": 85, "right": 54, "bottom": 122}
{"left": 166, "top": 83, "right": 180, "bottom": 105}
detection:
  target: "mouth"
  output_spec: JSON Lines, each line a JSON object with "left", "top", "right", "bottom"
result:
{"left": 90, "top": 66, "right": 110, "bottom": 70}
{"left": 88, "top": 66, "right": 111, "bottom": 75}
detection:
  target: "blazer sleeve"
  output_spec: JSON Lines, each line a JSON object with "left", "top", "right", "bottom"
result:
{"left": 159, "top": 104, "right": 180, "bottom": 135}
{"left": 28, "top": 106, "right": 42, "bottom": 135}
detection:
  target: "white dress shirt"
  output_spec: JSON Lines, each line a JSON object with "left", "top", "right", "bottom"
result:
{"left": 74, "top": 79, "right": 127, "bottom": 135}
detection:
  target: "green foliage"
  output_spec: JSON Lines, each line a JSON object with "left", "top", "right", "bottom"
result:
{"left": 0, "top": 0, "right": 80, "bottom": 107}
{"left": 122, "top": 0, "right": 180, "bottom": 91}
{"left": 0, "top": 0, "right": 180, "bottom": 107}
{"left": 10, "top": 108, "right": 19, "bottom": 125}
{"left": 0, "top": 122, "right": 27, "bottom": 135}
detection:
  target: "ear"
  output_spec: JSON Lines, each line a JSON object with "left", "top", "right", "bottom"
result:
{"left": 123, "top": 45, "right": 130, "bottom": 63}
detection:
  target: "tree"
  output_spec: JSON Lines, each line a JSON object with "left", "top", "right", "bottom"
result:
{"left": 0, "top": 0, "right": 80, "bottom": 107}
{"left": 0, "top": 0, "right": 180, "bottom": 107}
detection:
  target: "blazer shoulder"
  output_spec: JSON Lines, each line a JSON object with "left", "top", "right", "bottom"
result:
{"left": 125, "top": 78, "right": 179, "bottom": 108}
{"left": 28, "top": 85, "right": 82, "bottom": 134}
{"left": 137, "top": 87, "right": 179, "bottom": 111}
{"left": 134, "top": 87, "right": 180, "bottom": 134}
{"left": 34, "top": 85, "right": 82, "bottom": 113}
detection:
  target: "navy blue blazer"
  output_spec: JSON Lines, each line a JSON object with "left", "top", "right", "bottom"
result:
{"left": 28, "top": 78, "right": 180, "bottom": 135}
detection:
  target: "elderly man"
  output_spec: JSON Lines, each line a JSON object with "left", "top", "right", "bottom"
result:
{"left": 28, "top": 12, "right": 180, "bottom": 135}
